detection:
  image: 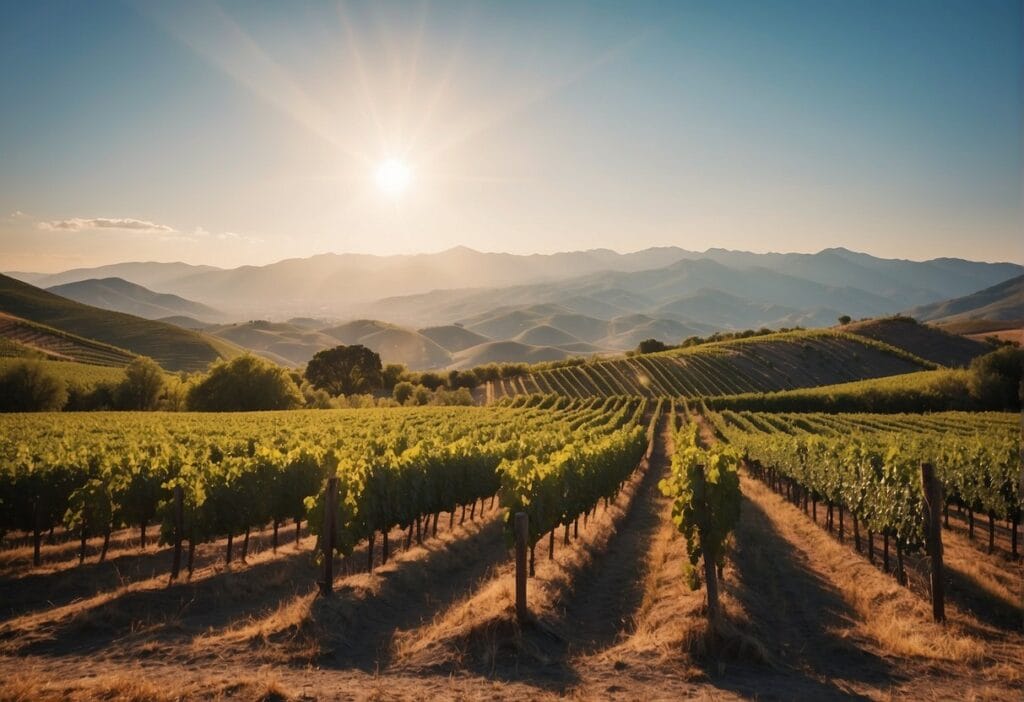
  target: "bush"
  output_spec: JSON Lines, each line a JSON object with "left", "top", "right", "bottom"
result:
{"left": 412, "top": 386, "right": 432, "bottom": 405}
{"left": 301, "top": 382, "right": 334, "bottom": 409}
{"left": 0, "top": 361, "right": 67, "bottom": 412}
{"left": 968, "top": 346, "right": 1023, "bottom": 410}
{"left": 382, "top": 363, "right": 407, "bottom": 390}
{"left": 115, "top": 357, "right": 165, "bottom": 410}
{"left": 187, "top": 355, "right": 302, "bottom": 411}
{"left": 393, "top": 381, "right": 415, "bottom": 404}
{"left": 637, "top": 338, "right": 669, "bottom": 354}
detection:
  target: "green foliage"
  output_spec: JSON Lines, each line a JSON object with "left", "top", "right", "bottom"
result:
{"left": 718, "top": 410, "right": 1020, "bottom": 548}
{"left": 115, "top": 356, "right": 165, "bottom": 410}
{"left": 187, "top": 355, "right": 302, "bottom": 411}
{"left": 499, "top": 399, "right": 654, "bottom": 546}
{"left": 304, "top": 344, "right": 383, "bottom": 396}
{"left": 967, "top": 346, "right": 1023, "bottom": 410}
{"left": 489, "top": 329, "right": 933, "bottom": 400}
{"left": 0, "top": 402, "right": 649, "bottom": 565}
{"left": 382, "top": 363, "right": 406, "bottom": 390}
{"left": 706, "top": 370, "right": 974, "bottom": 413}
{"left": 636, "top": 338, "right": 669, "bottom": 354}
{"left": 393, "top": 381, "right": 415, "bottom": 404}
{"left": 0, "top": 360, "right": 67, "bottom": 411}
{"left": 838, "top": 315, "right": 852, "bottom": 325}
{"left": 658, "top": 422, "right": 741, "bottom": 589}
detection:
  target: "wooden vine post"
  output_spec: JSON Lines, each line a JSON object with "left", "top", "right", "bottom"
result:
{"left": 320, "top": 476, "right": 338, "bottom": 597}
{"left": 169, "top": 485, "right": 184, "bottom": 582}
{"left": 694, "top": 464, "right": 721, "bottom": 624}
{"left": 514, "top": 512, "right": 529, "bottom": 623}
{"left": 920, "top": 462, "right": 945, "bottom": 623}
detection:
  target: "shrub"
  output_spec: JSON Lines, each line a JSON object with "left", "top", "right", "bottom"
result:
{"left": 187, "top": 355, "right": 302, "bottom": 411}
{"left": 393, "top": 381, "right": 415, "bottom": 404}
{"left": 968, "top": 346, "right": 1023, "bottom": 410}
{"left": 115, "top": 357, "right": 165, "bottom": 410}
{"left": 0, "top": 361, "right": 67, "bottom": 412}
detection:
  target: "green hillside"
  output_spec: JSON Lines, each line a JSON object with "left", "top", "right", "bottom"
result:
{"left": 484, "top": 329, "right": 935, "bottom": 401}
{"left": 0, "top": 356, "right": 128, "bottom": 388}
{"left": 0, "top": 312, "right": 137, "bottom": 366}
{"left": 0, "top": 273, "right": 242, "bottom": 372}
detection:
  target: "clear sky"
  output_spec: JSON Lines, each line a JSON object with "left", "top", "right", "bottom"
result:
{"left": 1, "top": 0, "right": 1021, "bottom": 272}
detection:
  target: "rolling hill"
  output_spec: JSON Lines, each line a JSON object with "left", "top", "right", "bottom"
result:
{"left": 906, "top": 274, "right": 1024, "bottom": 324}
{"left": 0, "top": 274, "right": 241, "bottom": 372}
{"left": 844, "top": 317, "right": 989, "bottom": 367}
{"left": 321, "top": 320, "right": 453, "bottom": 369}
{"left": 451, "top": 340, "right": 571, "bottom": 369}
{"left": 482, "top": 329, "right": 935, "bottom": 401}
{"left": 418, "top": 325, "right": 492, "bottom": 353}
{"left": 48, "top": 277, "right": 224, "bottom": 322}
{"left": 205, "top": 321, "right": 343, "bottom": 367}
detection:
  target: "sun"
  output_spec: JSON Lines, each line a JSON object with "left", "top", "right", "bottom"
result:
{"left": 374, "top": 158, "right": 413, "bottom": 196}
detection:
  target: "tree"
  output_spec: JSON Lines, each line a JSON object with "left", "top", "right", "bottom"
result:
{"left": 968, "top": 346, "right": 1023, "bottom": 410}
{"left": 637, "top": 338, "right": 668, "bottom": 355}
{"left": 187, "top": 355, "right": 302, "bottom": 411}
{"left": 382, "top": 363, "right": 406, "bottom": 391}
{"left": 412, "top": 386, "right": 432, "bottom": 405}
{"left": 838, "top": 315, "right": 852, "bottom": 325}
{"left": 304, "top": 345, "right": 383, "bottom": 396}
{"left": 115, "top": 357, "right": 165, "bottom": 410}
{"left": 416, "top": 371, "right": 446, "bottom": 391}
{"left": 393, "top": 381, "right": 415, "bottom": 404}
{"left": 0, "top": 361, "right": 67, "bottom": 412}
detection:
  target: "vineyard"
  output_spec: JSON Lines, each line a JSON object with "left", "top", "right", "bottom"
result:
{"left": 0, "top": 401, "right": 1021, "bottom": 699}
{"left": 0, "top": 399, "right": 653, "bottom": 581}
{"left": 484, "top": 330, "right": 933, "bottom": 400}
{"left": 713, "top": 410, "right": 1021, "bottom": 561}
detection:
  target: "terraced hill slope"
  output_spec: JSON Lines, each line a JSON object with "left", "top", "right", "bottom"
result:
{"left": 0, "top": 312, "right": 136, "bottom": 366}
{"left": 0, "top": 274, "right": 241, "bottom": 372}
{"left": 484, "top": 330, "right": 934, "bottom": 400}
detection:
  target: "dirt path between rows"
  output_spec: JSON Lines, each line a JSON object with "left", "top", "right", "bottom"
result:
{"left": 558, "top": 413, "right": 674, "bottom": 655}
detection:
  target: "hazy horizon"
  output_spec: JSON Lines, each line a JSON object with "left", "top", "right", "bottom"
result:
{"left": 6, "top": 242, "right": 1024, "bottom": 277}
{"left": 2, "top": 1, "right": 1022, "bottom": 272}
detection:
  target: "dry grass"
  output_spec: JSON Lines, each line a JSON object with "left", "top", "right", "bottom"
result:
{"left": 0, "top": 668, "right": 293, "bottom": 702}
{"left": 393, "top": 451, "right": 655, "bottom": 671}
{"left": 739, "top": 473, "right": 1021, "bottom": 677}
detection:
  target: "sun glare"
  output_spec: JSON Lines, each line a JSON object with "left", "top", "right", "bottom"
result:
{"left": 375, "top": 159, "right": 413, "bottom": 196}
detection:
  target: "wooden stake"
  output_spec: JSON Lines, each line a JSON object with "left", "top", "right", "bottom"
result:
{"left": 988, "top": 511, "right": 995, "bottom": 554}
{"left": 920, "top": 463, "right": 944, "bottom": 622}
{"left": 320, "top": 476, "right": 338, "bottom": 596}
{"left": 694, "top": 464, "right": 720, "bottom": 624}
{"left": 514, "top": 512, "right": 528, "bottom": 623}
{"left": 170, "top": 486, "right": 183, "bottom": 582}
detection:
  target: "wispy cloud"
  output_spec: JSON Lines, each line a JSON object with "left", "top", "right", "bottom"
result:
{"left": 36, "top": 217, "right": 176, "bottom": 233}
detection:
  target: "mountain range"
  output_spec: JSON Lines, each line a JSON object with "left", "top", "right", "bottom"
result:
{"left": 4, "top": 247, "right": 1020, "bottom": 371}
{"left": 10, "top": 247, "right": 1020, "bottom": 325}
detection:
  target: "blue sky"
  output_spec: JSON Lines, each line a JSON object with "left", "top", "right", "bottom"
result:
{"left": 1, "top": 0, "right": 1021, "bottom": 271}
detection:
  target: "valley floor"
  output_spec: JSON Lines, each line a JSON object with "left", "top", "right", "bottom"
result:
{"left": 1, "top": 418, "right": 1021, "bottom": 701}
